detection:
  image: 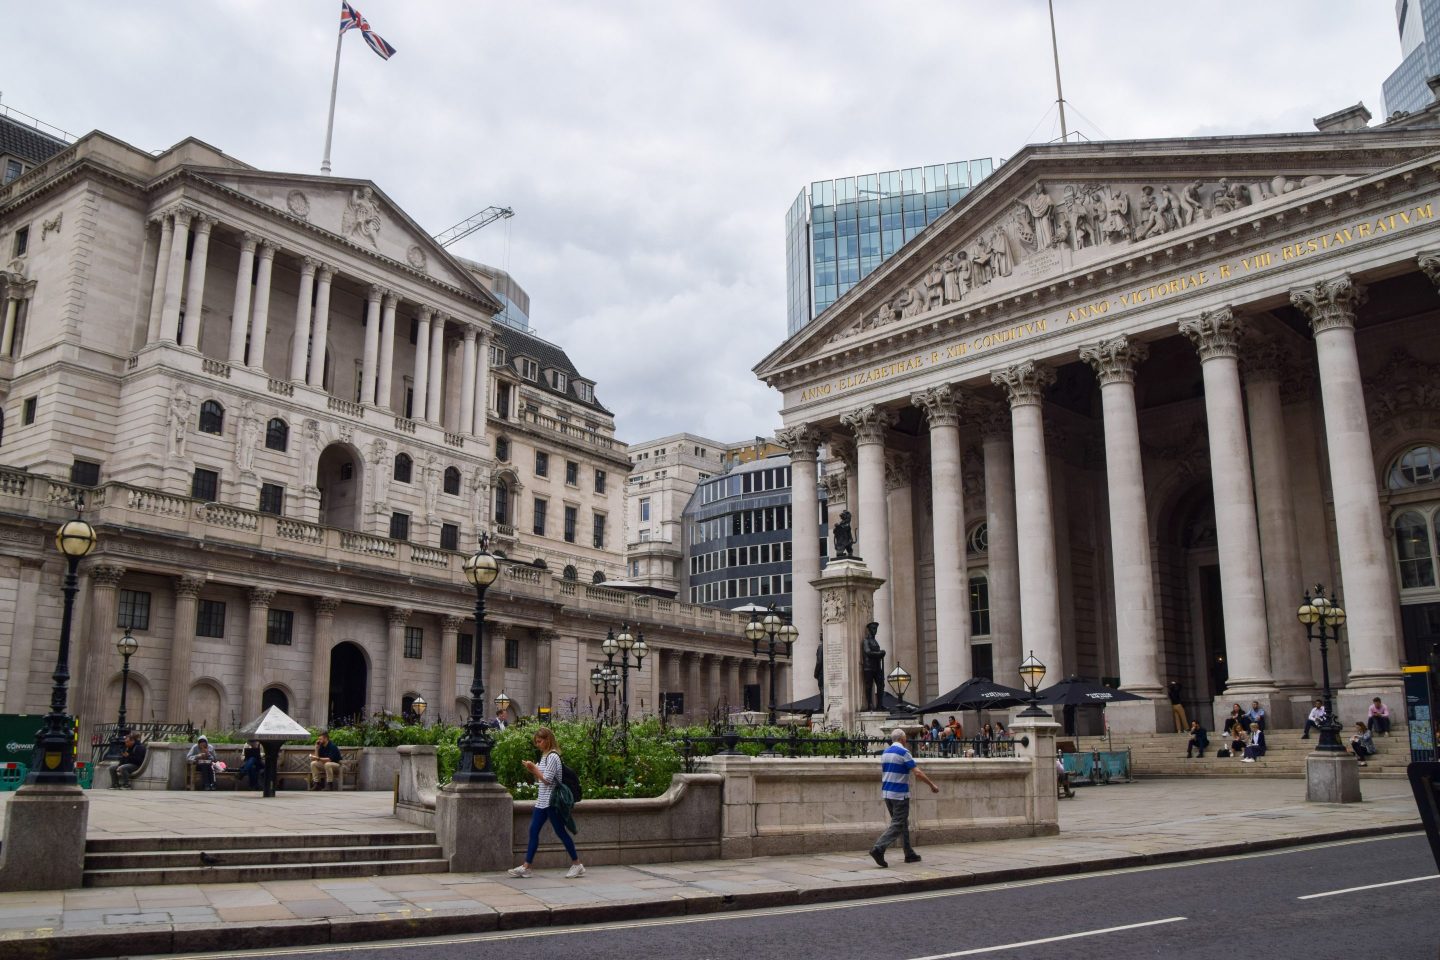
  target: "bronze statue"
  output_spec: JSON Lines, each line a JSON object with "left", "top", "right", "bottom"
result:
{"left": 832, "top": 510, "right": 855, "bottom": 559}
{"left": 860, "top": 621, "right": 886, "bottom": 711}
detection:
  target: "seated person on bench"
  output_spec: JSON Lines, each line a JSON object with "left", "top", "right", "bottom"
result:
{"left": 308, "top": 731, "right": 343, "bottom": 791}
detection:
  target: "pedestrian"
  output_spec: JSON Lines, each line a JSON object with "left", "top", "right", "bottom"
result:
{"left": 1185, "top": 721, "right": 1209, "bottom": 758}
{"left": 1301, "top": 699, "right": 1326, "bottom": 740}
{"left": 1368, "top": 697, "right": 1392, "bottom": 736}
{"left": 868, "top": 728, "right": 939, "bottom": 868}
{"left": 509, "top": 726, "right": 585, "bottom": 879}
{"left": 308, "top": 731, "right": 343, "bottom": 791}
{"left": 109, "top": 733, "right": 146, "bottom": 788}
{"left": 1350, "top": 722, "right": 1376, "bottom": 765}
{"left": 187, "top": 736, "right": 218, "bottom": 790}
{"left": 1056, "top": 751, "right": 1075, "bottom": 798}
{"left": 1167, "top": 680, "right": 1188, "bottom": 733}
{"left": 494, "top": 708, "right": 509, "bottom": 731}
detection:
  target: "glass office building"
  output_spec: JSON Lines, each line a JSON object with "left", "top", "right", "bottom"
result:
{"left": 1383, "top": 0, "right": 1440, "bottom": 116}
{"left": 785, "top": 158, "right": 994, "bottom": 336}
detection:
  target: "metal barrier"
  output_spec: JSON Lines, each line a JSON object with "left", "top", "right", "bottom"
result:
{"left": 1061, "top": 748, "right": 1134, "bottom": 785}
{"left": 89, "top": 722, "right": 196, "bottom": 763}
{"left": 0, "top": 762, "right": 26, "bottom": 790}
{"left": 74, "top": 760, "right": 93, "bottom": 789}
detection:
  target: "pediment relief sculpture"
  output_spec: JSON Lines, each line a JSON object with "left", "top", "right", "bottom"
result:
{"left": 341, "top": 187, "right": 383, "bottom": 248}
{"left": 824, "top": 173, "right": 1332, "bottom": 346}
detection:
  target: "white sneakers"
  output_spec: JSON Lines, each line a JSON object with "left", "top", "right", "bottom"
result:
{"left": 1240, "top": 757, "right": 1255, "bottom": 763}
{"left": 566, "top": 863, "right": 586, "bottom": 879}
{"left": 507, "top": 865, "right": 531, "bottom": 878}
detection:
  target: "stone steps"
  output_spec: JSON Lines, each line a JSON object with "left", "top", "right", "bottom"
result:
{"left": 1083, "top": 730, "right": 1409, "bottom": 780}
{"left": 82, "top": 831, "right": 448, "bottom": 887}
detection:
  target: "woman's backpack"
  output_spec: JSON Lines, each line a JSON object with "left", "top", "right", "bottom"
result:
{"left": 560, "top": 762, "right": 583, "bottom": 804}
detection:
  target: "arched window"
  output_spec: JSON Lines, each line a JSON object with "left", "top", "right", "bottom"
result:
{"left": 562, "top": 564, "right": 578, "bottom": 581}
{"left": 198, "top": 400, "right": 225, "bottom": 435}
{"left": 531, "top": 557, "right": 547, "bottom": 569}
{"left": 444, "top": 466, "right": 461, "bottom": 496}
{"left": 1389, "top": 445, "right": 1440, "bottom": 489}
{"left": 394, "top": 453, "right": 413, "bottom": 483}
{"left": 261, "top": 687, "right": 289, "bottom": 713}
{"left": 494, "top": 480, "right": 510, "bottom": 525}
{"left": 967, "top": 521, "right": 989, "bottom": 555}
{"left": 1395, "top": 510, "right": 1438, "bottom": 589}
{"left": 265, "top": 418, "right": 289, "bottom": 452}
{"left": 591, "top": 570, "right": 606, "bottom": 584}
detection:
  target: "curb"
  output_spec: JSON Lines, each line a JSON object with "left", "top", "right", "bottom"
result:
{"left": 7, "top": 823, "right": 1422, "bottom": 960}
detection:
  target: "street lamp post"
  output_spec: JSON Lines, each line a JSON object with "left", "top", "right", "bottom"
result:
{"left": 411, "top": 696, "right": 427, "bottom": 726}
{"left": 745, "top": 605, "right": 796, "bottom": 723}
{"left": 494, "top": 691, "right": 511, "bottom": 727}
{"left": 1017, "top": 650, "right": 1049, "bottom": 719}
{"left": 604, "top": 623, "right": 647, "bottom": 727}
{"left": 104, "top": 631, "right": 138, "bottom": 761}
{"left": 1297, "top": 584, "right": 1347, "bottom": 753}
{"left": 454, "top": 535, "right": 500, "bottom": 783}
{"left": 28, "top": 501, "right": 99, "bottom": 786}
{"left": 886, "top": 663, "right": 912, "bottom": 715}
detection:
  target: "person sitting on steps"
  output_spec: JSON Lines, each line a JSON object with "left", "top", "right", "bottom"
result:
{"left": 1185, "top": 721, "right": 1208, "bottom": 758}
{"left": 308, "top": 731, "right": 343, "bottom": 791}
{"left": 1350, "top": 722, "right": 1376, "bottom": 766}
{"left": 1240, "top": 723, "right": 1266, "bottom": 763}
{"left": 1301, "top": 699, "right": 1326, "bottom": 740}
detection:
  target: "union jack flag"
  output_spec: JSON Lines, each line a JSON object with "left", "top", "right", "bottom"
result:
{"left": 339, "top": 2, "right": 397, "bottom": 60}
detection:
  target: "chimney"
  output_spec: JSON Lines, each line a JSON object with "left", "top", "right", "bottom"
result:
{"left": 1313, "top": 102, "right": 1373, "bottom": 133}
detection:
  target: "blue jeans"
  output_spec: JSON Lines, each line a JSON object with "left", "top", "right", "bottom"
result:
{"left": 525, "top": 804, "right": 577, "bottom": 863}
{"left": 238, "top": 757, "right": 263, "bottom": 790}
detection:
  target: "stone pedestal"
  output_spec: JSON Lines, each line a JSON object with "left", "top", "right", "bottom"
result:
{"left": 435, "top": 781, "right": 514, "bottom": 873}
{"left": 1306, "top": 753, "right": 1362, "bottom": 804}
{"left": 1211, "top": 693, "right": 1288, "bottom": 733}
{"left": 0, "top": 783, "right": 89, "bottom": 891}
{"left": 811, "top": 557, "right": 885, "bottom": 732}
{"left": 1009, "top": 714, "right": 1062, "bottom": 832}
{"left": 1104, "top": 699, "right": 1173, "bottom": 735}
{"left": 858, "top": 710, "right": 904, "bottom": 740}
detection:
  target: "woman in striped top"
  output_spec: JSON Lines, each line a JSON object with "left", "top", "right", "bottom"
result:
{"left": 508, "top": 726, "right": 585, "bottom": 879}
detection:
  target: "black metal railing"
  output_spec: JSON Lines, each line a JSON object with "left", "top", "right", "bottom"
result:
{"left": 673, "top": 731, "right": 1025, "bottom": 772}
{"left": 89, "top": 721, "right": 196, "bottom": 762}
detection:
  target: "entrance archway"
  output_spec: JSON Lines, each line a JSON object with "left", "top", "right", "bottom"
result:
{"left": 1156, "top": 481, "right": 1227, "bottom": 711}
{"left": 328, "top": 641, "right": 368, "bottom": 725}
{"left": 262, "top": 687, "right": 290, "bottom": 714}
{"left": 317, "top": 443, "right": 362, "bottom": 530}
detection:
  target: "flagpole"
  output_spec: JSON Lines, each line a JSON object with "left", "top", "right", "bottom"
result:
{"left": 320, "top": 29, "right": 344, "bottom": 174}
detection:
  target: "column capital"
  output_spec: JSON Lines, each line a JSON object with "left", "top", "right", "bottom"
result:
{"left": 884, "top": 453, "right": 914, "bottom": 492}
{"left": 299, "top": 256, "right": 319, "bottom": 275}
{"left": 175, "top": 574, "right": 206, "bottom": 599}
{"left": 1289, "top": 275, "right": 1366, "bottom": 334}
{"left": 776, "top": 422, "right": 823, "bottom": 462}
{"left": 367, "top": 284, "right": 385, "bottom": 303}
{"left": 1179, "top": 307, "right": 1243, "bottom": 362}
{"left": 387, "top": 606, "right": 412, "bottom": 625}
{"left": 1418, "top": 251, "right": 1440, "bottom": 288}
{"left": 316, "top": 262, "right": 335, "bottom": 282}
{"left": 441, "top": 614, "right": 464, "bottom": 633}
{"left": 383, "top": 291, "right": 399, "bottom": 309}
{"left": 828, "top": 435, "right": 857, "bottom": 470}
{"left": 240, "top": 232, "right": 261, "bottom": 253}
{"left": 991, "top": 359, "right": 1055, "bottom": 407}
{"left": 1079, "top": 335, "right": 1149, "bottom": 386}
{"left": 462, "top": 326, "right": 478, "bottom": 344}
{"left": 170, "top": 207, "right": 194, "bottom": 230}
{"left": 840, "top": 404, "right": 897, "bottom": 446}
{"left": 248, "top": 587, "right": 276, "bottom": 608}
{"left": 255, "top": 241, "right": 278, "bottom": 261}
{"left": 314, "top": 596, "right": 341, "bottom": 617}
{"left": 192, "top": 214, "right": 216, "bottom": 235}
{"left": 87, "top": 563, "right": 127, "bottom": 588}
{"left": 418, "top": 305, "right": 434, "bottom": 322}
{"left": 1239, "top": 336, "right": 1288, "bottom": 384}
{"left": 911, "top": 383, "right": 964, "bottom": 428}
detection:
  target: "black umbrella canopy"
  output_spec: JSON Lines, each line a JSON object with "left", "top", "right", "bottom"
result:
{"left": 1034, "top": 675, "right": 1147, "bottom": 707}
{"left": 915, "top": 677, "right": 1031, "bottom": 715}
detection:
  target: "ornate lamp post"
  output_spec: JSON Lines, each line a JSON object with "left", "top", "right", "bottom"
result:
{"left": 886, "top": 663, "right": 912, "bottom": 714}
{"left": 29, "top": 502, "right": 99, "bottom": 786}
{"left": 454, "top": 536, "right": 500, "bottom": 783}
{"left": 745, "top": 605, "right": 795, "bottom": 723}
{"left": 410, "top": 695, "right": 427, "bottom": 727}
{"left": 494, "top": 691, "right": 511, "bottom": 726}
{"left": 1298, "top": 585, "right": 1347, "bottom": 753}
{"left": 103, "top": 631, "right": 138, "bottom": 761}
{"left": 1017, "top": 650, "right": 1049, "bottom": 719}
{"left": 604, "top": 623, "right": 647, "bottom": 726}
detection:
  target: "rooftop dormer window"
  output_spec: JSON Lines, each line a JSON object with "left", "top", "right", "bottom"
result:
{"left": 520, "top": 357, "right": 539, "bottom": 381}
{"left": 551, "top": 370, "right": 568, "bottom": 393}
{"left": 576, "top": 381, "right": 594, "bottom": 403}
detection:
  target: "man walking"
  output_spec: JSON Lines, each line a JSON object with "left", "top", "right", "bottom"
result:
{"left": 869, "top": 728, "right": 938, "bottom": 867}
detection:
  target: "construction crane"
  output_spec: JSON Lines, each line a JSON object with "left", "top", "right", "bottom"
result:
{"left": 432, "top": 205, "right": 514, "bottom": 248}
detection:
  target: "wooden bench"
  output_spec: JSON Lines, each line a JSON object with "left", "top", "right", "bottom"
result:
{"left": 184, "top": 745, "right": 361, "bottom": 790}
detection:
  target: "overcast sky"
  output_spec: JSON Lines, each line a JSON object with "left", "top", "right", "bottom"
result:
{"left": 4, "top": 1, "right": 1402, "bottom": 444}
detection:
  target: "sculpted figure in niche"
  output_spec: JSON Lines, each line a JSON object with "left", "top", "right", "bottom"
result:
{"left": 990, "top": 224, "right": 1019, "bottom": 277}
{"left": 860, "top": 621, "right": 886, "bottom": 712}
{"left": 1103, "top": 186, "right": 1132, "bottom": 243}
{"left": 923, "top": 261, "right": 945, "bottom": 311}
{"left": 1088, "top": 189, "right": 1109, "bottom": 244}
{"left": 1022, "top": 184, "right": 1056, "bottom": 248}
{"left": 423, "top": 454, "right": 441, "bottom": 519}
{"left": 831, "top": 509, "right": 855, "bottom": 559}
{"left": 236, "top": 401, "right": 262, "bottom": 474}
{"left": 940, "top": 253, "right": 966, "bottom": 302}
{"left": 342, "top": 187, "right": 383, "bottom": 248}
{"left": 169, "top": 386, "right": 193, "bottom": 460}
{"left": 1159, "top": 185, "right": 1183, "bottom": 231}
{"left": 1178, "top": 181, "right": 1203, "bottom": 225}
{"left": 899, "top": 285, "right": 924, "bottom": 319}
{"left": 300, "top": 419, "right": 322, "bottom": 491}
{"left": 1060, "top": 185, "right": 1091, "bottom": 250}
{"left": 970, "top": 235, "right": 993, "bottom": 286}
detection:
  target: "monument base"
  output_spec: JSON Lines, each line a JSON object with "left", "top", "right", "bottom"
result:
{"left": 1306, "top": 752, "right": 1362, "bottom": 804}
{"left": 1105, "top": 699, "right": 1172, "bottom": 735}
{"left": 435, "top": 780, "right": 514, "bottom": 872}
{"left": 0, "top": 783, "right": 89, "bottom": 891}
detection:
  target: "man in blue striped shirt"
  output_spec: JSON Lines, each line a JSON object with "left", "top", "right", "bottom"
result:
{"left": 870, "top": 728, "right": 939, "bottom": 867}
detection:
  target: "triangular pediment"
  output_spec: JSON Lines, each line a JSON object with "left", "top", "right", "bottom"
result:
{"left": 756, "top": 127, "right": 1440, "bottom": 378}
{"left": 195, "top": 170, "right": 498, "bottom": 307}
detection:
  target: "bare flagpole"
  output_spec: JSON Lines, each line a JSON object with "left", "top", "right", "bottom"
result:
{"left": 320, "top": 28, "right": 344, "bottom": 174}
{"left": 1048, "top": 0, "right": 1068, "bottom": 143}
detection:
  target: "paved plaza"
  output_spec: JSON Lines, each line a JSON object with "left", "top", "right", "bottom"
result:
{"left": 0, "top": 778, "right": 1424, "bottom": 958}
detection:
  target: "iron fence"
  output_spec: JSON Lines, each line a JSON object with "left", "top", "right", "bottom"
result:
{"left": 89, "top": 721, "right": 196, "bottom": 762}
{"left": 674, "top": 731, "right": 1024, "bottom": 771}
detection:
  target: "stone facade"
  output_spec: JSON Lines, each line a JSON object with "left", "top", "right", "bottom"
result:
{"left": 622, "top": 432, "right": 727, "bottom": 595}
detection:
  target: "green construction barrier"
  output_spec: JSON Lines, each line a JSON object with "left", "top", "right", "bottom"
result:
{"left": 0, "top": 762, "right": 26, "bottom": 791}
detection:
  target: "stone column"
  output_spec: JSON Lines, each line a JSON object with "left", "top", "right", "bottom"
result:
{"left": 488, "top": 623, "right": 509, "bottom": 714}
{"left": 981, "top": 405, "right": 1023, "bottom": 684}
{"left": 725, "top": 655, "right": 742, "bottom": 712}
{"left": 361, "top": 285, "right": 384, "bottom": 404}
{"left": 1, "top": 294, "right": 19, "bottom": 358}
{"left": 1179, "top": 309, "right": 1275, "bottom": 699}
{"left": 885, "top": 454, "right": 920, "bottom": 680}
{"left": 740, "top": 660, "right": 758, "bottom": 711}
{"left": 440, "top": 615, "right": 462, "bottom": 721}
{"left": 75, "top": 564, "right": 126, "bottom": 734}
{"left": 247, "top": 242, "right": 276, "bottom": 371}
{"left": 158, "top": 209, "right": 192, "bottom": 343}
{"left": 1291, "top": 276, "right": 1402, "bottom": 691}
{"left": 288, "top": 257, "right": 318, "bottom": 381}
{"left": 386, "top": 607, "right": 411, "bottom": 715}
{"left": 686, "top": 652, "right": 704, "bottom": 719}
{"left": 2, "top": 559, "right": 45, "bottom": 713}
{"left": 663, "top": 648, "right": 683, "bottom": 711}
{"left": 427, "top": 316, "right": 446, "bottom": 425}
{"left": 307, "top": 264, "right": 334, "bottom": 387}
{"left": 913, "top": 385, "right": 969, "bottom": 693}
{"left": 244, "top": 588, "right": 276, "bottom": 722}
{"left": 532, "top": 630, "right": 553, "bottom": 716}
{"left": 460, "top": 329, "right": 478, "bottom": 435}
{"left": 705, "top": 654, "right": 723, "bottom": 717}
{"left": 472, "top": 331, "right": 489, "bottom": 435}
{"left": 227, "top": 233, "right": 258, "bottom": 364}
{"left": 377, "top": 292, "right": 398, "bottom": 411}
{"left": 147, "top": 215, "right": 175, "bottom": 344}
{"left": 309, "top": 597, "right": 340, "bottom": 727}
{"left": 840, "top": 404, "right": 896, "bottom": 656}
{"left": 777, "top": 423, "right": 823, "bottom": 699}
{"left": 1242, "top": 340, "right": 1313, "bottom": 698}
{"left": 167, "top": 575, "right": 205, "bottom": 723}
{"left": 180, "top": 215, "right": 213, "bottom": 349}
{"left": 413, "top": 308, "right": 432, "bottom": 420}
{"left": 992, "top": 361, "right": 1064, "bottom": 677}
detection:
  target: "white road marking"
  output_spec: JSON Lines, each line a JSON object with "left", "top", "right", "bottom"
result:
{"left": 903, "top": 917, "right": 1188, "bottom": 959}
{"left": 1297, "top": 874, "right": 1439, "bottom": 899}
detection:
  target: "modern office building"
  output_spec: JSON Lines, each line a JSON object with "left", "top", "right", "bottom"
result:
{"left": 621, "top": 433, "right": 727, "bottom": 596}
{"left": 462, "top": 259, "right": 532, "bottom": 332}
{"left": 785, "top": 158, "right": 995, "bottom": 335}
{"left": 1383, "top": 0, "right": 1440, "bottom": 116}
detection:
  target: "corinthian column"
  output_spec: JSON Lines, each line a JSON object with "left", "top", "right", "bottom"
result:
{"left": 75, "top": 564, "right": 126, "bottom": 733}
{"left": 307, "top": 264, "right": 334, "bottom": 387}
{"left": 1241, "top": 340, "right": 1313, "bottom": 694}
{"left": 1180, "top": 309, "right": 1275, "bottom": 696}
{"left": 472, "top": 331, "right": 490, "bottom": 435}
{"left": 377, "top": 292, "right": 398, "bottom": 410}
{"left": 440, "top": 615, "right": 462, "bottom": 721}
{"left": 413, "top": 308, "right": 432, "bottom": 420}
{"left": 777, "top": 422, "right": 823, "bottom": 699}
{"left": 839, "top": 404, "right": 897, "bottom": 656}
{"left": 913, "top": 385, "right": 969, "bottom": 693}
{"left": 981, "top": 404, "right": 1022, "bottom": 684}
{"left": 247, "top": 242, "right": 277, "bottom": 371}
{"left": 167, "top": 575, "right": 206, "bottom": 722}
{"left": 228, "top": 233, "right": 258, "bottom": 364}
{"left": 309, "top": 597, "right": 340, "bottom": 726}
{"left": 361, "top": 285, "right": 384, "bottom": 404}
{"left": 460, "top": 329, "right": 478, "bottom": 433}
{"left": 1080, "top": 336, "right": 1162, "bottom": 696}
{"left": 427, "top": 316, "right": 446, "bottom": 426}
{"left": 885, "top": 453, "right": 920, "bottom": 683}
{"left": 991, "top": 361, "right": 1063, "bottom": 677}
{"left": 180, "top": 215, "right": 214, "bottom": 349}
{"left": 289, "top": 257, "right": 318, "bottom": 381}
{"left": 244, "top": 588, "right": 276, "bottom": 721}
{"left": 1290, "top": 277, "right": 1401, "bottom": 688}
{"left": 158, "top": 209, "right": 193, "bottom": 343}
{"left": 147, "top": 215, "right": 175, "bottom": 344}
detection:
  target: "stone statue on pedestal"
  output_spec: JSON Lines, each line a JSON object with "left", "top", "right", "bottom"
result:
{"left": 832, "top": 510, "right": 855, "bottom": 559}
{"left": 860, "top": 621, "right": 885, "bottom": 711}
